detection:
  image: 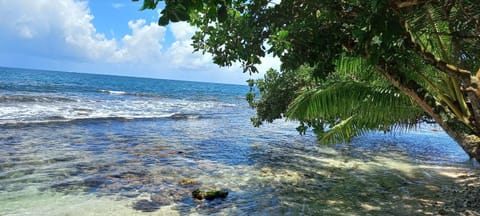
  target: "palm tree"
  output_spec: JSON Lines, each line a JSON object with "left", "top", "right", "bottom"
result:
{"left": 287, "top": 1, "right": 480, "bottom": 160}
{"left": 140, "top": 0, "right": 480, "bottom": 161}
{"left": 286, "top": 56, "right": 423, "bottom": 144}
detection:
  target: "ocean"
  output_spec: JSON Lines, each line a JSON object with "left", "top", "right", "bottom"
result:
{"left": 0, "top": 67, "right": 472, "bottom": 215}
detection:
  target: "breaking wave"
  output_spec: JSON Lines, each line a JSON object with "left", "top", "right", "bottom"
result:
{"left": 99, "top": 90, "right": 126, "bottom": 95}
{"left": 0, "top": 113, "right": 205, "bottom": 126}
{"left": 0, "top": 95, "right": 78, "bottom": 103}
{"left": 0, "top": 94, "right": 234, "bottom": 125}
{"left": 99, "top": 90, "right": 164, "bottom": 98}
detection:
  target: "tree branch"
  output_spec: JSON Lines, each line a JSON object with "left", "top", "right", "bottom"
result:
{"left": 394, "top": 0, "right": 431, "bottom": 9}
{"left": 375, "top": 60, "right": 445, "bottom": 128}
{"left": 403, "top": 34, "right": 472, "bottom": 83}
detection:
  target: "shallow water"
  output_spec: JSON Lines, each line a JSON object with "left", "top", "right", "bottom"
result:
{"left": 1, "top": 67, "right": 478, "bottom": 215}
{"left": 1, "top": 117, "right": 475, "bottom": 215}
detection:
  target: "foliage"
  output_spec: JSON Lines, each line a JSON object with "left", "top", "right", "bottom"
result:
{"left": 246, "top": 66, "right": 316, "bottom": 127}
{"left": 288, "top": 81, "right": 422, "bottom": 143}
{"left": 247, "top": 56, "right": 423, "bottom": 143}
{"left": 136, "top": 0, "right": 480, "bottom": 157}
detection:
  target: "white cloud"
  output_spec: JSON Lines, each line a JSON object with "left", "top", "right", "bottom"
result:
{"left": 164, "top": 22, "right": 212, "bottom": 69}
{"left": 113, "top": 19, "right": 166, "bottom": 63}
{"left": 169, "top": 22, "right": 196, "bottom": 41}
{"left": 0, "top": 0, "right": 275, "bottom": 84}
{"left": 258, "top": 55, "right": 282, "bottom": 73}
{"left": 0, "top": 0, "right": 117, "bottom": 61}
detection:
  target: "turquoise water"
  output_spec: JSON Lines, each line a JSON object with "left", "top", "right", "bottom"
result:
{"left": 0, "top": 67, "right": 473, "bottom": 215}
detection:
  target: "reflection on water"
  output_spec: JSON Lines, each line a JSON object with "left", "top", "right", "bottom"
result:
{"left": 0, "top": 118, "right": 477, "bottom": 215}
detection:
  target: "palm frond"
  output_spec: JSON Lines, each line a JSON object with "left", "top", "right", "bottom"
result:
{"left": 287, "top": 81, "right": 423, "bottom": 144}
{"left": 333, "top": 55, "right": 387, "bottom": 85}
{"left": 402, "top": 1, "right": 480, "bottom": 71}
{"left": 401, "top": 2, "right": 473, "bottom": 126}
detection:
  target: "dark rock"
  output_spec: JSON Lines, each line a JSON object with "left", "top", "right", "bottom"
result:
{"left": 438, "top": 208, "right": 448, "bottom": 215}
{"left": 192, "top": 189, "right": 203, "bottom": 200}
{"left": 50, "top": 180, "right": 84, "bottom": 192}
{"left": 120, "top": 191, "right": 139, "bottom": 198}
{"left": 52, "top": 156, "right": 76, "bottom": 162}
{"left": 110, "top": 170, "right": 148, "bottom": 179}
{"left": 83, "top": 176, "right": 109, "bottom": 187}
{"left": 192, "top": 189, "right": 228, "bottom": 200}
{"left": 133, "top": 199, "right": 161, "bottom": 212}
{"left": 151, "top": 194, "right": 172, "bottom": 206}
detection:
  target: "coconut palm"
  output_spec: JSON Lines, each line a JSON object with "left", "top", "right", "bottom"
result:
{"left": 283, "top": 1, "right": 480, "bottom": 159}
{"left": 139, "top": 0, "right": 480, "bottom": 161}
{"left": 286, "top": 56, "right": 423, "bottom": 144}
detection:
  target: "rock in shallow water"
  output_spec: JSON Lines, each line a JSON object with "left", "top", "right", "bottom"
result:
{"left": 133, "top": 199, "right": 161, "bottom": 212}
{"left": 151, "top": 194, "right": 173, "bottom": 206}
{"left": 179, "top": 178, "right": 199, "bottom": 186}
{"left": 192, "top": 189, "right": 228, "bottom": 200}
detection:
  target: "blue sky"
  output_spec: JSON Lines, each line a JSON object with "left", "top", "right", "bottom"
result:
{"left": 0, "top": 0, "right": 279, "bottom": 84}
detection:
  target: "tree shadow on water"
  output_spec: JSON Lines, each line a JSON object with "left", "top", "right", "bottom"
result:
{"left": 16, "top": 132, "right": 480, "bottom": 216}
{"left": 250, "top": 148, "right": 480, "bottom": 215}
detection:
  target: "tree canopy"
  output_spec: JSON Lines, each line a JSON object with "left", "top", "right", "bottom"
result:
{"left": 137, "top": 0, "right": 480, "bottom": 161}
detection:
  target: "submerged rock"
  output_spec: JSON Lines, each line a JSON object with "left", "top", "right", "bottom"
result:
{"left": 133, "top": 199, "right": 161, "bottom": 212}
{"left": 151, "top": 194, "right": 173, "bottom": 206}
{"left": 83, "top": 176, "right": 109, "bottom": 188}
{"left": 49, "top": 180, "right": 85, "bottom": 192}
{"left": 179, "top": 178, "right": 199, "bottom": 186}
{"left": 192, "top": 189, "right": 228, "bottom": 200}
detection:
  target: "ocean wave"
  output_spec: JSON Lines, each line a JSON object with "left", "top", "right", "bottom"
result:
{"left": 99, "top": 90, "right": 126, "bottom": 95}
{"left": 99, "top": 89, "right": 168, "bottom": 98}
{"left": 99, "top": 90, "right": 163, "bottom": 98}
{"left": 0, "top": 93, "right": 237, "bottom": 126}
{"left": 0, "top": 95, "right": 77, "bottom": 103}
{"left": 0, "top": 113, "right": 205, "bottom": 126}
{"left": 129, "top": 93, "right": 164, "bottom": 98}
{"left": 170, "top": 113, "right": 201, "bottom": 120}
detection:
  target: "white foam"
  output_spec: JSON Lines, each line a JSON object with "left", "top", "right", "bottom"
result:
{"left": 100, "top": 90, "right": 126, "bottom": 95}
{"left": 0, "top": 96, "right": 237, "bottom": 125}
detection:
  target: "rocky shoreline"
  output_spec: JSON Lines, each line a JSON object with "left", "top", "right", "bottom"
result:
{"left": 432, "top": 170, "right": 480, "bottom": 215}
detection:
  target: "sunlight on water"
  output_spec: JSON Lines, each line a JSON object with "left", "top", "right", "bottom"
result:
{"left": 0, "top": 119, "right": 477, "bottom": 215}
{"left": 1, "top": 68, "right": 478, "bottom": 215}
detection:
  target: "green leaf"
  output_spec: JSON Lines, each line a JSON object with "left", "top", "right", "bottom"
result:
{"left": 140, "top": 0, "right": 158, "bottom": 10}
{"left": 158, "top": 15, "right": 169, "bottom": 26}
{"left": 287, "top": 81, "right": 422, "bottom": 144}
{"left": 218, "top": 4, "right": 228, "bottom": 22}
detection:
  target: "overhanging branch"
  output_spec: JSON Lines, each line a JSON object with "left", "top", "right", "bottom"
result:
{"left": 403, "top": 34, "right": 472, "bottom": 83}
{"left": 375, "top": 60, "right": 445, "bottom": 128}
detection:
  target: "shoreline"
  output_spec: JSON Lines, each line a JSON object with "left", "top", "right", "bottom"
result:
{"left": 427, "top": 165, "right": 480, "bottom": 215}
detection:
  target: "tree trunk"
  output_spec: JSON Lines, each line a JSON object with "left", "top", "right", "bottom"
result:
{"left": 377, "top": 63, "right": 480, "bottom": 162}
{"left": 441, "top": 125, "right": 480, "bottom": 162}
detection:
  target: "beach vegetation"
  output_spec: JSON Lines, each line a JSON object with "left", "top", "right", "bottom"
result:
{"left": 137, "top": 0, "right": 480, "bottom": 161}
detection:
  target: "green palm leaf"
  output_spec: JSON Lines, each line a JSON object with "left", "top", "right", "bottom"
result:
{"left": 287, "top": 81, "right": 423, "bottom": 144}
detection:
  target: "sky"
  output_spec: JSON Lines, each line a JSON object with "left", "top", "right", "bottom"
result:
{"left": 0, "top": 0, "right": 280, "bottom": 84}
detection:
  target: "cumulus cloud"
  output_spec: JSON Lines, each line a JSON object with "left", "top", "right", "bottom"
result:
{"left": 169, "top": 22, "right": 196, "bottom": 41}
{"left": 164, "top": 22, "right": 212, "bottom": 69}
{"left": 0, "top": 0, "right": 277, "bottom": 84}
{"left": 113, "top": 19, "right": 166, "bottom": 63}
{"left": 0, "top": 1, "right": 207, "bottom": 68}
{"left": 0, "top": 0, "right": 117, "bottom": 61}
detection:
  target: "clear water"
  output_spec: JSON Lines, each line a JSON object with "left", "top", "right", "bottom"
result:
{"left": 0, "top": 67, "right": 474, "bottom": 215}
